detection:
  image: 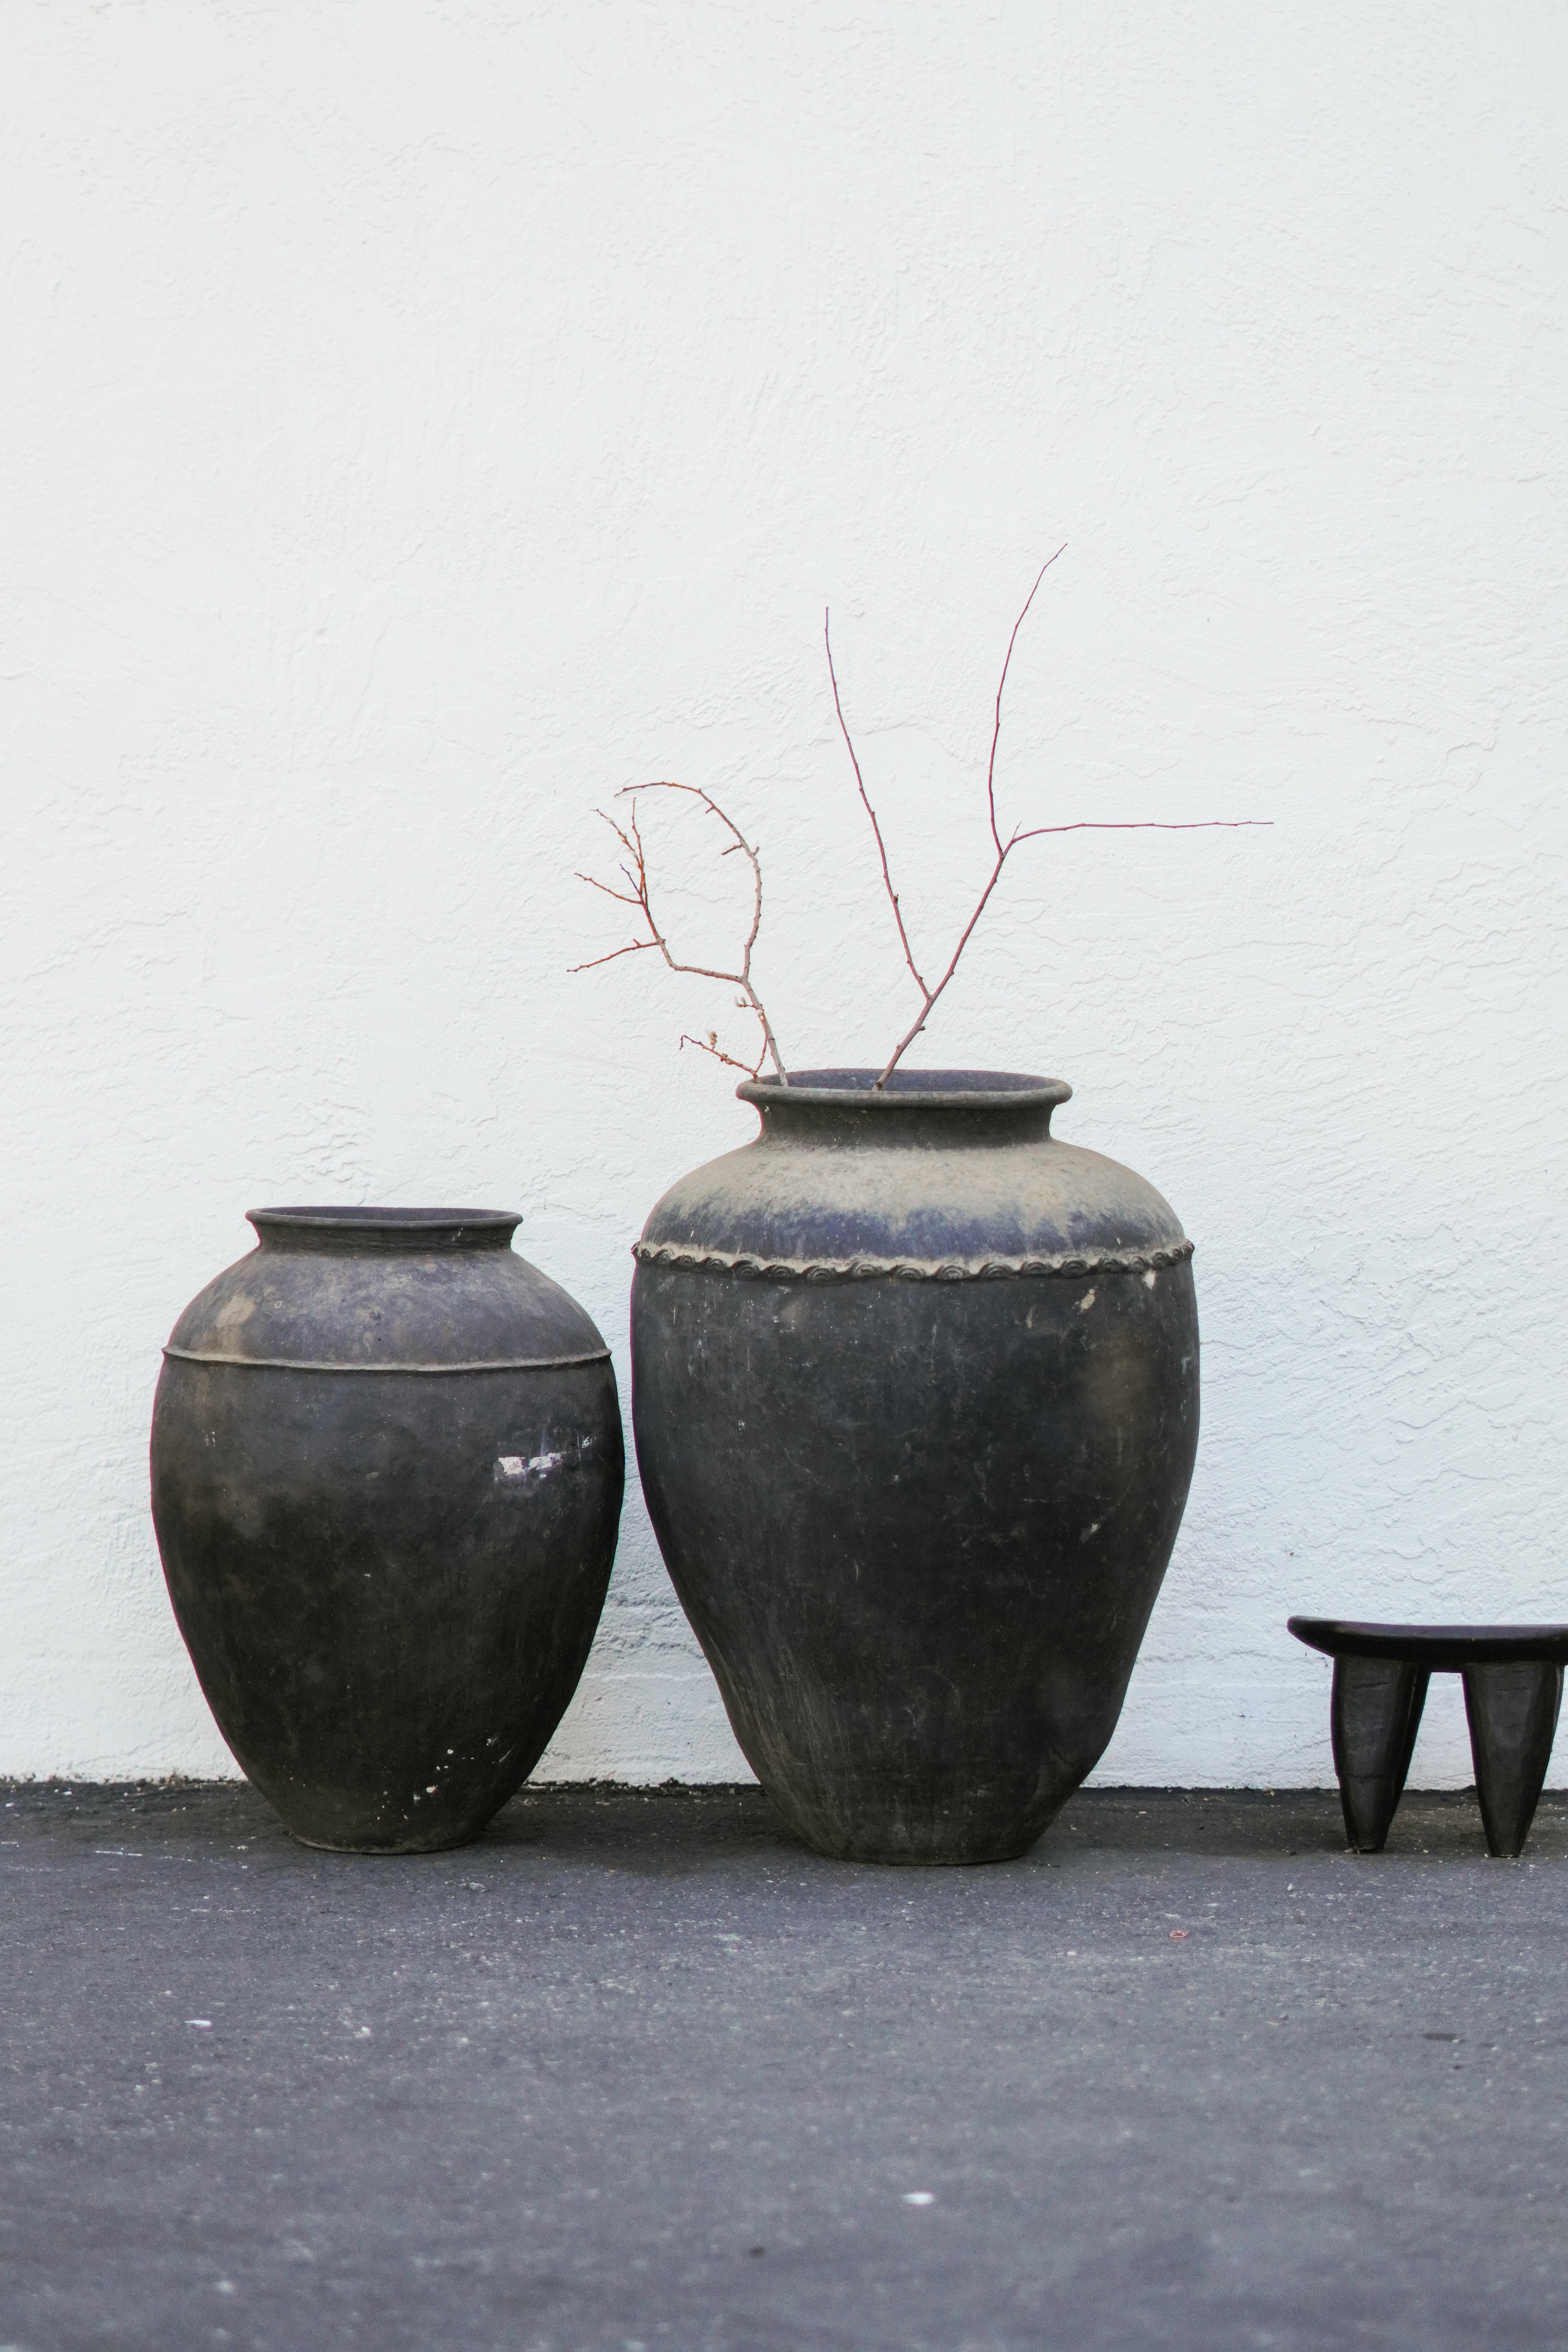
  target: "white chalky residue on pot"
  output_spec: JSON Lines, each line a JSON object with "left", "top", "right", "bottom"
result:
{"left": 495, "top": 1452, "right": 564, "bottom": 1481}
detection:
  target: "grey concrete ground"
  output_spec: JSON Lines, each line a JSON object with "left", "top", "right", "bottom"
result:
{"left": 1, "top": 1782, "right": 1564, "bottom": 2352}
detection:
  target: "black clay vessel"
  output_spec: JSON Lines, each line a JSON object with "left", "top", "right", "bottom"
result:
{"left": 632, "top": 1071, "right": 1199, "bottom": 1864}
{"left": 151, "top": 1208, "right": 623, "bottom": 1853}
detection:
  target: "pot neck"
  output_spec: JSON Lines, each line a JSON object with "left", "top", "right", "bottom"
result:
{"left": 247, "top": 1208, "right": 521, "bottom": 1256}
{"left": 736, "top": 1069, "right": 1071, "bottom": 1148}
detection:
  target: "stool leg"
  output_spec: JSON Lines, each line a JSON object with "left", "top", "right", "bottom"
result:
{"left": 1331, "top": 1658, "right": 1429, "bottom": 1853}
{"left": 1463, "top": 1663, "right": 1563, "bottom": 1858}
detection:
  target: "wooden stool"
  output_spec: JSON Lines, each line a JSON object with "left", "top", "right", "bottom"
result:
{"left": 1289, "top": 1619, "right": 1568, "bottom": 1858}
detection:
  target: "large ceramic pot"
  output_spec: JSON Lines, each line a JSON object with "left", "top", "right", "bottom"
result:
{"left": 632, "top": 1071, "right": 1198, "bottom": 1864}
{"left": 151, "top": 1207, "right": 623, "bottom": 1853}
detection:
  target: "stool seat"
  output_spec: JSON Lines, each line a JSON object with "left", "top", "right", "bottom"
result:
{"left": 1288, "top": 1617, "right": 1565, "bottom": 1858}
{"left": 1290, "top": 1618, "right": 1568, "bottom": 1669}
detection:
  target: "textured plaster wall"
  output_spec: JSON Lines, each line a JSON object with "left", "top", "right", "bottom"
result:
{"left": 4, "top": 2, "right": 1566, "bottom": 1790}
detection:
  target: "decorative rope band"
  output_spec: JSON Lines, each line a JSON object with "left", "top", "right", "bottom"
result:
{"left": 632, "top": 1238, "right": 1194, "bottom": 1283}
{"left": 162, "top": 1346, "right": 610, "bottom": 1375}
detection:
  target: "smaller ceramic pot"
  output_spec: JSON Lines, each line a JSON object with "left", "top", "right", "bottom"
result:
{"left": 151, "top": 1206, "right": 624, "bottom": 1852}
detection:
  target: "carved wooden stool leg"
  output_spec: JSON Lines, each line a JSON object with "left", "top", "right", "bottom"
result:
{"left": 1331, "top": 1657, "right": 1429, "bottom": 1853}
{"left": 1463, "top": 1663, "right": 1563, "bottom": 1858}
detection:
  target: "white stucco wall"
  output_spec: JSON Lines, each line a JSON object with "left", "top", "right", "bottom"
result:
{"left": 4, "top": 2, "right": 1565, "bottom": 1790}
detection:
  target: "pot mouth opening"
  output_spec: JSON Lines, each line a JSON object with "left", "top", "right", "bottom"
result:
{"left": 737, "top": 1068, "right": 1072, "bottom": 1111}
{"left": 247, "top": 1206, "right": 521, "bottom": 1250}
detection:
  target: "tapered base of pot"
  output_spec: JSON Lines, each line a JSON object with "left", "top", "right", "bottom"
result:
{"left": 765, "top": 1789, "right": 1063, "bottom": 1866}
{"left": 791, "top": 1833, "right": 1045, "bottom": 1867}
{"left": 287, "top": 1824, "right": 488, "bottom": 1857}
{"left": 245, "top": 1768, "right": 522, "bottom": 1857}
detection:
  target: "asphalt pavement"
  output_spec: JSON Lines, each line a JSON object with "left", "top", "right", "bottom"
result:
{"left": 2, "top": 1780, "right": 1564, "bottom": 2351}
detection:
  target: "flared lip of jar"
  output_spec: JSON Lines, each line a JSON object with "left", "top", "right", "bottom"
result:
{"left": 737, "top": 1068, "right": 1072, "bottom": 1112}
{"left": 246, "top": 1205, "right": 521, "bottom": 1240}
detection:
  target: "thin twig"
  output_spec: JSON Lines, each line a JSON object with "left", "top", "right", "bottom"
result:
{"left": 572, "top": 782, "right": 789, "bottom": 1082}
{"left": 1011, "top": 819, "right": 1269, "bottom": 845}
{"left": 987, "top": 548, "right": 1065, "bottom": 855}
{"left": 680, "top": 1029, "right": 768, "bottom": 1077}
{"left": 826, "top": 557, "right": 1270, "bottom": 1087}
{"left": 825, "top": 610, "right": 929, "bottom": 998}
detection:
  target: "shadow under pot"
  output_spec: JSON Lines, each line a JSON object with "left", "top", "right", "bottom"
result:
{"left": 631, "top": 1070, "right": 1200, "bottom": 1866}
{"left": 151, "top": 1207, "right": 623, "bottom": 1853}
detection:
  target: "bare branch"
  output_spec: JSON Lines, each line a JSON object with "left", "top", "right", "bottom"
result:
{"left": 825, "top": 610, "right": 929, "bottom": 998}
{"left": 573, "top": 779, "right": 789, "bottom": 1082}
{"left": 1009, "top": 818, "right": 1271, "bottom": 846}
{"left": 987, "top": 546, "right": 1066, "bottom": 857}
{"left": 680, "top": 1029, "right": 767, "bottom": 1080}
{"left": 568, "top": 937, "right": 658, "bottom": 974}
{"left": 871, "top": 822, "right": 1270, "bottom": 1076}
{"left": 851, "top": 556, "right": 1270, "bottom": 1089}
{"left": 574, "top": 871, "right": 648, "bottom": 911}
{"left": 578, "top": 565, "right": 1269, "bottom": 1097}
{"left": 874, "top": 849, "right": 1011, "bottom": 1081}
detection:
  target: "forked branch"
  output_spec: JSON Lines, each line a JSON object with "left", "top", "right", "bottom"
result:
{"left": 826, "top": 555, "right": 1269, "bottom": 1087}
{"left": 577, "top": 559, "right": 1267, "bottom": 1090}
{"left": 572, "top": 781, "right": 788, "bottom": 1083}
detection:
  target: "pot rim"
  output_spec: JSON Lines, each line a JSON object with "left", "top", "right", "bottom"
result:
{"left": 737, "top": 1068, "right": 1072, "bottom": 1111}
{"left": 247, "top": 1206, "right": 522, "bottom": 1245}
{"left": 245, "top": 1214, "right": 515, "bottom": 1232}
